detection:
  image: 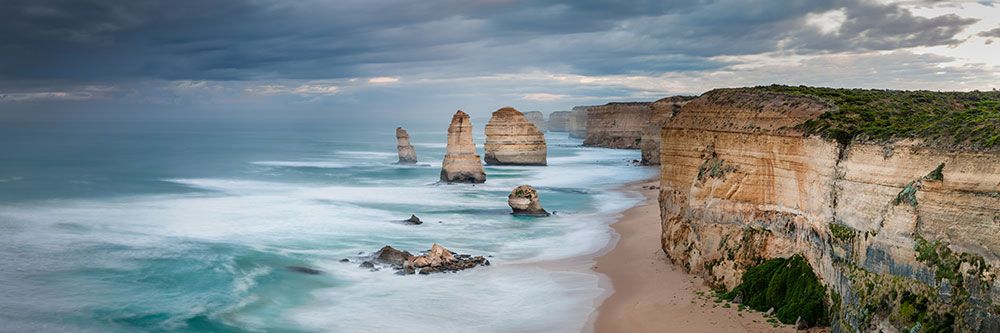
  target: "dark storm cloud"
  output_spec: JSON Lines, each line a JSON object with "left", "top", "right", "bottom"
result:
{"left": 979, "top": 26, "right": 1000, "bottom": 37}
{"left": 0, "top": 0, "right": 981, "bottom": 84}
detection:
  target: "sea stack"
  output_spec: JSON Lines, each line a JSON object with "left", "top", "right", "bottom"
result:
{"left": 547, "top": 111, "right": 571, "bottom": 132}
{"left": 396, "top": 127, "right": 417, "bottom": 163}
{"left": 508, "top": 185, "right": 549, "bottom": 216}
{"left": 568, "top": 106, "right": 589, "bottom": 139}
{"left": 522, "top": 111, "right": 547, "bottom": 132}
{"left": 484, "top": 107, "right": 547, "bottom": 165}
{"left": 440, "top": 110, "right": 486, "bottom": 183}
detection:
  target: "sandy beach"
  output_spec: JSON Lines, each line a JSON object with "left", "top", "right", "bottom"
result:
{"left": 592, "top": 179, "right": 815, "bottom": 333}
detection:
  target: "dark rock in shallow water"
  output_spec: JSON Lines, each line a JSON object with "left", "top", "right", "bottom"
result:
{"left": 359, "top": 261, "right": 375, "bottom": 269}
{"left": 402, "top": 214, "right": 422, "bottom": 225}
{"left": 287, "top": 266, "right": 324, "bottom": 275}
{"left": 339, "top": 258, "right": 350, "bottom": 263}
{"left": 374, "top": 245, "right": 412, "bottom": 266}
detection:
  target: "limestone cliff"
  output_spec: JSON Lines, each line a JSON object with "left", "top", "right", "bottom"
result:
{"left": 658, "top": 87, "right": 1000, "bottom": 331}
{"left": 523, "top": 111, "right": 547, "bottom": 132}
{"left": 484, "top": 107, "right": 547, "bottom": 165}
{"left": 582, "top": 102, "right": 652, "bottom": 149}
{"left": 568, "top": 106, "right": 589, "bottom": 139}
{"left": 441, "top": 110, "right": 486, "bottom": 183}
{"left": 548, "top": 111, "right": 571, "bottom": 132}
{"left": 396, "top": 127, "right": 417, "bottom": 163}
{"left": 639, "top": 96, "right": 692, "bottom": 165}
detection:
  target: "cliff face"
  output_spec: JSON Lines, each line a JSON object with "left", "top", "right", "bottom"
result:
{"left": 522, "top": 111, "right": 547, "bottom": 132}
{"left": 396, "top": 127, "right": 417, "bottom": 163}
{"left": 547, "top": 111, "right": 571, "bottom": 132}
{"left": 441, "top": 110, "right": 486, "bottom": 183}
{"left": 658, "top": 89, "right": 1000, "bottom": 331}
{"left": 639, "top": 96, "right": 691, "bottom": 164}
{"left": 484, "top": 107, "right": 547, "bottom": 165}
{"left": 568, "top": 106, "right": 589, "bottom": 139}
{"left": 582, "top": 102, "right": 652, "bottom": 149}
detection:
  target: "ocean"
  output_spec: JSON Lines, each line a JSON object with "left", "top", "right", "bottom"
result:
{"left": 0, "top": 121, "right": 655, "bottom": 332}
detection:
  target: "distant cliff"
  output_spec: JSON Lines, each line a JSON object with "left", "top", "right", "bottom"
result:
{"left": 547, "top": 111, "right": 571, "bottom": 132}
{"left": 523, "top": 111, "right": 547, "bottom": 132}
{"left": 658, "top": 86, "right": 1000, "bottom": 332}
{"left": 582, "top": 102, "right": 652, "bottom": 149}
{"left": 568, "top": 106, "right": 589, "bottom": 139}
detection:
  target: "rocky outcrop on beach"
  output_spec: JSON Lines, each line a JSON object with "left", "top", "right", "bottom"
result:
{"left": 582, "top": 102, "right": 652, "bottom": 149}
{"left": 396, "top": 127, "right": 417, "bottom": 163}
{"left": 483, "top": 107, "right": 547, "bottom": 165}
{"left": 523, "top": 111, "right": 547, "bottom": 132}
{"left": 440, "top": 110, "right": 486, "bottom": 183}
{"left": 508, "top": 185, "right": 549, "bottom": 216}
{"left": 568, "top": 106, "right": 589, "bottom": 139}
{"left": 360, "top": 244, "right": 490, "bottom": 275}
{"left": 639, "top": 96, "right": 692, "bottom": 165}
{"left": 656, "top": 87, "right": 1000, "bottom": 331}
{"left": 547, "top": 111, "right": 571, "bottom": 132}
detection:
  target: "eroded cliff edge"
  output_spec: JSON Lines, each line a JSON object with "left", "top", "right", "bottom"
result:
{"left": 583, "top": 102, "right": 651, "bottom": 149}
{"left": 658, "top": 86, "right": 1000, "bottom": 331}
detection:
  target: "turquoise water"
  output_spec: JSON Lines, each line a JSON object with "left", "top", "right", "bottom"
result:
{"left": 0, "top": 121, "right": 654, "bottom": 332}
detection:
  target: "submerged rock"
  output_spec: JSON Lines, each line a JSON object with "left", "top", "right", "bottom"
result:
{"left": 440, "top": 110, "right": 486, "bottom": 183}
{"left": 484, "top": 107, "right": 547, "bottom": 165}
{"left": 287, "top": 266, "right": 323, "bottom": 275}
{"left": 403, "top": 214, "right": 422, "bottom": 225}
{"left": 508, "top": 185, "right": 550, "bottom": 216}
{"left": 396, "top": 127, "right": 417, "bottom": 163}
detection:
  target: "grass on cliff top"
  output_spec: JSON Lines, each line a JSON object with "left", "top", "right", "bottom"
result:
{"left": 737, "top": 85, "right": 1000, "bottom": 149}
{"left": 723, "top": 255, "right": 827, "bottom": 327}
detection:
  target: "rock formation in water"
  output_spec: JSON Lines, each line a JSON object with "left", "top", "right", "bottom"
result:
{"left": 402, "top": 244, "right": 490, "bottom": 275}
{"left": 639, "top": 96, "right": 693, "bottom": 165}
{"left": 483, "top": 107, "right": 547, "bottom": 165}
{"left": 396, "top": 127, "right": 417, "bottom": 163}
{"left": 657, "top": 86, "right": 1000, "bottom": 331}
{"left": 547, "top": 111, "right": 571, "bottom": 132}
{"left": 508, "top": 185, "right": 549, "bottom": 216}
{"left": 568, "top": 106, "right": 589, "bottom": 139}
{"left": 440, "top": 110, "right": 486, "bottom": 183}
{"left": 522, "top": 111, "right": 547, "bottom": 132}
{"left": 582, "top": 102, "right": 652, "bottom": 149}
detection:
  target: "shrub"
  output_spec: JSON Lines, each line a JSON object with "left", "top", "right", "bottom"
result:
{"left": 724, "top": 255, "right": 827, "bottom": 327}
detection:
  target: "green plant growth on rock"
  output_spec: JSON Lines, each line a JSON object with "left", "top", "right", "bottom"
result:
{"left": 829, "top": 223, "right": 858, "bottom": 242}
{"left": 697, "top": 154, "right": 738, "bottom": 181}
{"left": 925, "top": 163, "right": 945, "bottom": 181}
{"left": 723, "top": 255, "right": 828, "bottom": 327}
{"left": 892, "top": 182, "right": 919, "bottom": 207}
{"left": 736, "top": 85, "right": 1000, "bottom": 149}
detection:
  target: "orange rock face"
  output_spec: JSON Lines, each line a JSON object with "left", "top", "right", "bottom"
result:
{"left": 582, "top": 102, "right": 652, "bottom": 149}
{"left": 639, "top": 96, "right": 691, "bottom": 165}
{"left": 396, "top": 127, "right": 417, "bottom": 163}
{"left": 440, "top": 110, "right": 486, "bottom": 183}
{"left": 483, "top": 107, "right": 547, "bottom": 165}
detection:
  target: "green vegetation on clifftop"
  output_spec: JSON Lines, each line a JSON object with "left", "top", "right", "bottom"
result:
{"left": 745, "top": 85, "right": 1000, "bottom": 148}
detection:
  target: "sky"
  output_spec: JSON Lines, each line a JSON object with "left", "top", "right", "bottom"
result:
{"left": 1, "top": 0, "right": 999, "bottom": 124}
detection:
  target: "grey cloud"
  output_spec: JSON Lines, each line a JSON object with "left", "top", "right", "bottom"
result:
{"left": 978, "top": 26, "right": 1000, "bottom": 37}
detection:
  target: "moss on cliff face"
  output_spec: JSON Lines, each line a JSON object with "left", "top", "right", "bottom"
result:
{"left": 724, "top": 255, "right": 828, "bottom": 327}
{"left": 741, "top": 85, "right": 1000, "bottom": 149}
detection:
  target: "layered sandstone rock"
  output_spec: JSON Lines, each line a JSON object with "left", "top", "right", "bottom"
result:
{"left": 568, "top": 106, "right": 589, "bottom": 139}
{"left": 523, "top": 111, "right": 547, "bottom": 132}
{"left": 396, "top": 127, "right": 417, "bottom": 163}
{"left": 441, "top": 110, "right": 486, "bottom": 183}
{"left": 547, "top": 111, "right": 571, "bottom": 132}
{"left": 582, "top": 102, "right": 652, "bottom": 149}
{"left": 508, "top": 185, "right": 549, "bottom": 216}
{"left": 483, "top": 107, "right": 547, "bottom": 165}
{"left": 658, "top": 88, "right": 1000, "bottom": 331}
{"left": 639, "top": 96, "right": 692, "bottom": 165}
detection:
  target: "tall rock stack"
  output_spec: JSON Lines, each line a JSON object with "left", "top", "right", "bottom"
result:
{"left": 582, "top": 102, "right": 652, "bottom": 149}
{"left": 484, "top": 107, "right": 547, "bottom": 165}
{"left": 396, "top": 127, "right": 417, "bottom": 163}
{"left": 547, "top": 111, "right": 571, "bottom": 132}
{"left": 522, "top": 111, "right": 547, "bottom": 132}
{"left": 568, "top": 106, "right": 589, "bottom": 139}
{"left": 639, "top": 96, "right": 692, "bottom": 164}
{"left": 440, "top": 110, "right": 487, "bottom": 183}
